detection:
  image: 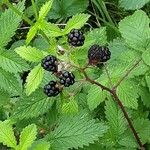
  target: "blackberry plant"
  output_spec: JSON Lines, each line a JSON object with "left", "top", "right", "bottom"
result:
{"left": 0, "top": 0, "right": 150, "bottom": 150}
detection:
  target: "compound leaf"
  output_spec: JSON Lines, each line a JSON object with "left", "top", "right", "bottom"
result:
{"left": 47, "top": 112, "right": 108, "bottom": 150}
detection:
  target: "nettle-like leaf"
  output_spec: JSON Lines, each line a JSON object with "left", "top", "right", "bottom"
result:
{"left": 39, "top": 20, "right": 63, "bottom": 37}
{"left": 117, "top": 80, "right": 139, "bottom": 109}
{"left": 13, "top": 90, "right": 54, "bottom": 119}
{"left": 142, "top": 50, "right": 150, "bottom": 66}
{"left": 47, "top": 112, "right": 108, "bottom": 150}
{"left": 87, "top": 85, "right": 107, "bottom": 110}
{"left": 26, "top": 23, "right": 39, "bottom": 45}
{"left": 139, "top": 87, "right": 150, "bottom": 108}
{"left": 0, "top": 68, "right": 22, "bottom": 94}
{"left": 48, "top": 0, "right": 89, "bottom": 19}
{"left": 119, "top": 10, "right": 150, "bottom": 51}
{"left": 26, "top": 64, "right": 44, "bottom": 96}
{"left": 84, "top": 27, "right": 107, "bottom": 47}
{"left": 0, "top": 50, "right": 29, "bottom": 73}
{"left": 109, "top": 39, "right": 149, "bottom": 77}
{"left": 0, "top": 90, "right": 10, "bottom": 106}
{"left": 119, "top": 0, "right": 150, "bottom": 10}
{"left": 15, "top": 46, "right": 44, "bottom": 62}
{"left": 29, "top": 140, "right": 50, "bottom": 150}
{"left": 38, "top": 0, "right": 53, "bottom": 20}
{"left": 61, "top": 97, "right": 78, "bottom": 115}
{"left": 105, "top": 99, "right": 127, "bottom": 139}
{"left": 133, "top": 118, "right": 150, "bottom": 144}
{"left": 16, "top": 124, "right": 37, "bottom": 150}
{"left": 0, "top": 1, "right": 25, "bottom": 48}
{"left": 0, "top": 121, "right": 17, "bottom": 148}
{"left": 145, "top": 75, "right": 150, "bottom": 91}
{"left": 63, "top": 13, "right": 90, "bottom": 34}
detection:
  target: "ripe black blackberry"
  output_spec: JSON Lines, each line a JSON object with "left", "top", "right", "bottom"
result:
{"left": 88, "top": 45, "right": 111, "bottom": 65}
{"left": 44, "top": 81, "right": 60, "bottom": 97}
{"left": 68, "top": 29, "right": 85, "bottom": 47}
{"left": 41, "top": 55, "right": 58, "bottom": 73}
{"left": 59, "top": 71, "right": 75, "bottom": 87}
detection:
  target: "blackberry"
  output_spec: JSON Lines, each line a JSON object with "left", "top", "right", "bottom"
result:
{"left": 59, "top": 71, "right": 75, "bottom": 87}
{"left": 44, "top": 81, "right": 60, "bottom": 97}
{"left": 41, "top": 55, "right": 58, "bottom": 73}
{"left": 88, "top": 45, "right": 111, "bottom": 65}
{"left": 68, "top": 29, "right": 85, "bottom": 47}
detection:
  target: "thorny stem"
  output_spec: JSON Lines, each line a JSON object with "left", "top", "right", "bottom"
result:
{"left": 78, "top": 59, "right": 144, "bottom": 150}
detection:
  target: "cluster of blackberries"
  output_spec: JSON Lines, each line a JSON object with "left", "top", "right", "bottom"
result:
{"left": 41, "top": 29, "right": 111, "bottom": 97}
{"left": 41, "top": 55, "right": 75, "bottom": 97}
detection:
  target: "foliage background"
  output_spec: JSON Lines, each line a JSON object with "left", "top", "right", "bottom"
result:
{"left": 0, "top": 0, "right": 150, "bottom": 150}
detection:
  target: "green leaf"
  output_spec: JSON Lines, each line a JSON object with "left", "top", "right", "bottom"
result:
{"left": 0, "top": 90, "right": 10, "bottom": 106}
{"left": 26, "top": 23, "right": 39, "bottom": 45}
{"left": 0, "top": 50, "right": 29, "bottom": 73}
{"left": 0, "top": 1, "right": 25, "bottom": 48}
{"left": 117, "top": 80, "right": 139, "bottom": 109}
{"left": 15, "top": 46, "right": 44, "bottom": 62}
{"left": 64, "top": 13, "right": 90, "bottom": 34}
{"left": 17, "top": 124, "right": 37, "bottom": 150}
{"left": 119, "top": 0, "right": 150, "bottom": 10}
{"left": 38, "top": 0, "right": 53, "bottom": 20}
{"left": 139, "top": 87, "right": 150, "bottom": 108}
{"left": 133, "top": 118, "right": 150, "bottom": 144}
{"left": 47, "top": 112, "right": 108, "bottom": 150}
{"left": 105, "top": 99, "right": 127, "bottom": 138}
{"left": 87, "top": 85, "right": 107, "bottom": 110}
{"left": 48, "top": 0, "right": 89, "bottom": 19}
{"left": 13, "top": 90, "right": 54, "bottom": 119}
{"left": 142, "top": 50, "right": 150, "bottom": 66}
{"left": 62, "top": 97, "right": 78, "bottom": 115}
{"left": 145, "top": 75, "right": 150, "bottom": 91}
{"left": 29, "top": 140, "right": 50, "bottom": 150}
{"left": 26, "top": 64, "right": 44, "bottom": 96}
{"left": 119, "top": 10, "right": 150, "bottom": 51}
{"left": 0, "top": 68, "right": 22, "bottom": 94}
{"left": 0, "top": 121, "right": 17, "bottom": 148}
{"left": 39, "top": 20, "right": 63, "bottom": 37}
{"left": 85, "top": 27, "right": 107, "bottom": 47}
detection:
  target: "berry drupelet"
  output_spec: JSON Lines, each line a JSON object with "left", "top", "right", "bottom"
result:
{"left": 41, "top": 55, "right": 58, "bottom": 73}
{"left": 44, "top": 81, "right": 60, "bottom": 97}
{"left": 68, "top": 29, "right": 85, "bottom": 47}
{"left": 59, "top": 71, "right": 75, "bottom": 87}
{"left": 88, "top": 44, "right": 111, "bottom": 65}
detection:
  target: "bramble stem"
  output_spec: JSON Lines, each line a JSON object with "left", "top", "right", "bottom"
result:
{"left": 79, "top": 60, "right": 144, "bottom": 149}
